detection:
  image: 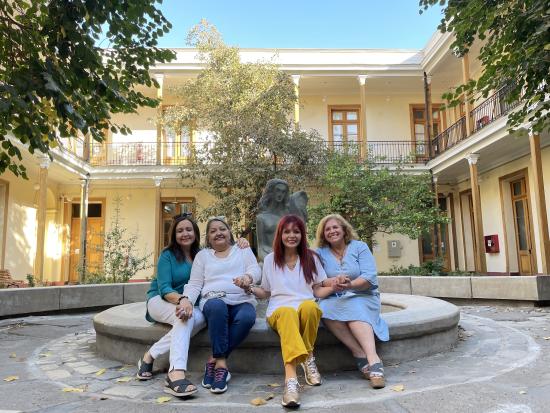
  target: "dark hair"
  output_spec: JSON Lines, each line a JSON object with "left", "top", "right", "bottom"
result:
{"left": 205, "top": 217, "right": 235, "bottom": 248}
{"left": 272, "top": 214, "right": 318, "bottom": 284}
{"left": 164, "top": 216, "right": 201, "bottom": 262}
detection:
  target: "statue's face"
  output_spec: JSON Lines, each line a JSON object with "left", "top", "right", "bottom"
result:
{"left": 324, "top": 218, "right": 345, "bottom": 245}
{"left": 274, "top": 184, "right": 288, "bottom": 203}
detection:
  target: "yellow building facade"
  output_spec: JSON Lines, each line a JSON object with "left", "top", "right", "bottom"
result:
{"left": 1, "top": 31, "right": 549, "bottom": 283}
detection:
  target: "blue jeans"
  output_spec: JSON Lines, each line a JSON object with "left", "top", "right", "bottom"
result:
{"left": 202, "top": 298, "right": 256, "bottom": 359}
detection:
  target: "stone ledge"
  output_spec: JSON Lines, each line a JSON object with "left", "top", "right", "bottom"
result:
{"left": 93, "top": 293, "right": 460, "bottom": 373}
{"left": 411, "top": 276, "right": 472, "bottom": 299}
{"left": 380, "top": 275, "right": 550, "bottom": 302}
{"left": 0, "top": 287, "right": 60, "bottom": 317}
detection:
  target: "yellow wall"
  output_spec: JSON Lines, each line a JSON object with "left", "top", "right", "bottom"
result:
{"left": 372, "top": 232, "right": 421, "bottom": 272}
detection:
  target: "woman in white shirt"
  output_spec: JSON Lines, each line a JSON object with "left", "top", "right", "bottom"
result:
{"left": 179, "top": 217, "right": 260, "bottom": 394}
{"left": 244, "top": 214, "right": 335, "bottom": 408}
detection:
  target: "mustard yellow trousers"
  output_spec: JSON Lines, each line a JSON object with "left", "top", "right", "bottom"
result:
{"left": 267, "top": 300, "right": 322, "bottom": 365}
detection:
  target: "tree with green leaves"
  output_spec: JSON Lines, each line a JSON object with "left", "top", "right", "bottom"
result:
{"left": 164, "top": 21, "right": 328, "bottom": 235}
{"left": 0, "top": 0, "right": 175, "bottom": 178}
{"left": 309, "top": 152, "right": 447, "bottom": 246}
{"left": 419, "top": 0, "right": 549, "bottom": 134}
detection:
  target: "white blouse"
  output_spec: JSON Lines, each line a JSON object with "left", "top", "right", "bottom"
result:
{"left": 184, "top": 245, "right": 261, "bottom": 310}
{"left": 261, "top": 252, "right": 327, "bottom": 317}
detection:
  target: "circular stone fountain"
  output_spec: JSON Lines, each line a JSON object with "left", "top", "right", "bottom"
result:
{"left": 93, "top": 293, "right": 459, "bottom": 374}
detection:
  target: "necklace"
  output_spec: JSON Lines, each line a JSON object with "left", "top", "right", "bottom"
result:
{"left": 331, "top": 246, "right": 347, "bottom": 262}
{"left": 285, "top": 255, "right": 299, "bottom": 270}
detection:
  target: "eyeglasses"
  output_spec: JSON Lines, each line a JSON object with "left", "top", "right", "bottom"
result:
{"left": 173, "top": 212, "right": 193, "bottom": 221}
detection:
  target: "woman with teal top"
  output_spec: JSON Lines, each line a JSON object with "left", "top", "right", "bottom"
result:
{"left": 315, "top": 214, "right": 389, "bottom": 389}
{"left": 137, "top": 213, "right": 205, "bottom": 397}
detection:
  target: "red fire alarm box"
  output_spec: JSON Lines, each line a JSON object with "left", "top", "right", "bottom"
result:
{"left": 484, "top": 235, "right": 499, "bottom": 253}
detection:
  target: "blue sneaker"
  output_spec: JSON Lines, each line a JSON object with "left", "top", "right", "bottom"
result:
{"left": 201, "top": 361, "right": 216, "bottom": 388}
{"left": 210, "top": 367, "right": 231, "bottom": 393}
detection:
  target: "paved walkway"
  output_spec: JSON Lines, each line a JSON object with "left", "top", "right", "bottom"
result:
{"left": 1, "top": 304, "right": 549, "bottom": 412}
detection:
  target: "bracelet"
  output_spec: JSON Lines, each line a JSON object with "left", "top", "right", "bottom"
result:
{"left": 246, "top": 285, "right": 255, "bottom": 296}
{"left": 178, "top": 295, "right": 189, "bottom": 304}
{"left": 321, "top": 280, "right": 325, "bottom": 288}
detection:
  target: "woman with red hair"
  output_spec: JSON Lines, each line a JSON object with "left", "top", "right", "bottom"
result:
{"left": 241, "top": 214, "right": 335, "bottom": 408}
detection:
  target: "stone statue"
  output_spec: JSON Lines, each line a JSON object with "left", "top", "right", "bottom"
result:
{"left": 256, "top": 179, "right": 308, "bottom": 261}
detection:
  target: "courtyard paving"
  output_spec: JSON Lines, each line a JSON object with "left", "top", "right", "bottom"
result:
{"left": 0, "top": 304, "right": 549, "bottom": 412}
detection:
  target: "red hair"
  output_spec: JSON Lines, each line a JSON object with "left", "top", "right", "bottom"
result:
{"left": 272, "top": 214, "right": 318, "bottom": 284}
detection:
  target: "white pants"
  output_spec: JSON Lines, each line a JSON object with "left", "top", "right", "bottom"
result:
{"left": 147, "top": 295, "right": 206, "bottom": 371}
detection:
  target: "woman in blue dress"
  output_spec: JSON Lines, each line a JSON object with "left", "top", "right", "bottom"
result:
{"left": 315, "top": 214, "right": 389, "bottom": 388}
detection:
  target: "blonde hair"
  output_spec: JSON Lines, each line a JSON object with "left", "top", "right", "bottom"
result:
{"left": 315, "top": 214, "right": 358, "bottom": 248}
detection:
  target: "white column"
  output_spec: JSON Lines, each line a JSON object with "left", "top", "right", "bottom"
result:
{"left": 291, "top": 75, "right": 301, "bottom": 126}
{"left": 35, "top": 156, "right": 50, "bottom": 282}
{"left": 358, "top": 75, "right": 368, "bottom": 158}
{"left": 153, "top": 176, "right": 163, "bottom": 275}
{"left": 466, "top": 153, "right": 486, "bottom": 273}
{"left": 154, "top": 73, "right": 165, "bottom": 165}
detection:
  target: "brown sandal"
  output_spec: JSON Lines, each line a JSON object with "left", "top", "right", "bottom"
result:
{"left": 367, "top": 362, "right": 385, "bottom": 389}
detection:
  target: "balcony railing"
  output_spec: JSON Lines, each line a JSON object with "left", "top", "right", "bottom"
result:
{"left": 432, "top": 83, "right": 520, "bottom": 157}
{"left": 367, "top": 141, "right": 430, "bottom": 163}
{"left": 432, "top": 117, "right": 467, "bottom": 156}
{"left": 60, "top": 140, "right": 431, "bottom": 167}
{"left": 470, "top": 83, "right": 520, "bottom": 133}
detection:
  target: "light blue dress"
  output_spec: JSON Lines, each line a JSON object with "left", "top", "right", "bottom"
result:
{"left": 317, "top": 240, "right": 389, "bottom": 341}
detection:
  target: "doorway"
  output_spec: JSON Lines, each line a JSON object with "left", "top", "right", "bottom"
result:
{"left": 510, "top": 177, "right": 535, "bottom": 275}
{"left": 420, "top": 195, "right": 451, "bottom": 270}
{"left": 68, "top": 201, "right": 105, "bottom": 282}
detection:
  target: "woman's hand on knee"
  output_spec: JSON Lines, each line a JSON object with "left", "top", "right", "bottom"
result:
{"left": 176, "top": 298, "right": 193, "bottom": 321}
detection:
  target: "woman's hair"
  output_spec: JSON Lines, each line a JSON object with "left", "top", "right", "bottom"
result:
{"left": 205, "top": 217, "right": 236, "bottom": 248}
{"left": 258, "top": 179, "right": 290, "bottom": 212}
{"left": 164, "top": 215, "right": 201, "bottom": 262}
{"left": 272, "top": 214, "right": 318, "bottom": 284}
{"left": 315, "top": 214, "right": 359, "bottom": 248}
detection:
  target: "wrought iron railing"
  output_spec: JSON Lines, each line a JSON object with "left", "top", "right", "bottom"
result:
{"left": 367, "top": 140, "right": 430, "bottom": 163}
{"left": 431, "top": 116, "right": 467, "bottom": 156}
{"left": 470, "top": 83, "right": 520, "bottom": 133}
{"left": 431, "top": 83, "right": 520, "bottom": 157}
{"left": 88, "top": 141, "right": 211, "bottom": 166}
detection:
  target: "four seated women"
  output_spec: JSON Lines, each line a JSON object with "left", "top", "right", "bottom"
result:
{"left": 140, "top": 213, "right": 389, "bottom": 403}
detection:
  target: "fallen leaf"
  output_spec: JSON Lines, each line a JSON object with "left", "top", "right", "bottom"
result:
{"left": 391, "top": 384, "right": 405, "bottom": 392}
{"left": 543, "top": 337, "right": 550, "bottom": 340}
{"left": 9, "top": 353, "right": 16, "bottom": 358}
{"left": 39, "top": 352, "right": 52, "bottom": 358}
{"left": 118, "top": 364, "right": 133, "bottom": 371}
{"left": 116, "top": 376, "right": 133, "bottom": 383}
{"left": 408, "top": 370, "right": 417, "bottom": 374}
{"left": 265, "top": 393, "right": 275, "bottom": 401}
{"left": 156, "top": 396, "right": 172, "bottom": 404}
{"left": 519, "top": 390, "right": 527, "bottom": 395}
{"left": 95, "top": 368, "right": 106, "bottom": 376}
{"left": 63, "top": 387, "right": 84, "bottom": 393}
{"left": 267, "top": 383, "right": 281, "bottom": 387}
{"left": 250, "top": 397, "right": 267, "bottom": 406}
{"left": 3, "top": 376, "right": 19, "bottom": 382}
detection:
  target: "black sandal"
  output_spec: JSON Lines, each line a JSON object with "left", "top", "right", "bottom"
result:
{"left": 164, "top": 375, "right": 198, "bottom": 397}
{"left": 136, "top": 357, "right": 154, "bottom": 380}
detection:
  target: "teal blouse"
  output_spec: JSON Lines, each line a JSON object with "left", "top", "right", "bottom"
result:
{"left": 145, "top": 249, "right": 192, "bottom": 322}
